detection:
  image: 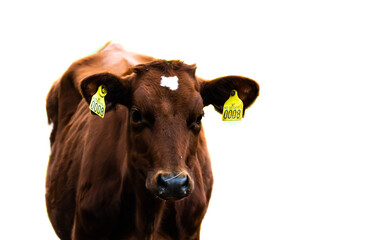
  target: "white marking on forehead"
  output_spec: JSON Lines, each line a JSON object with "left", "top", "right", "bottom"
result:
{"left": 160, "top": 75, "right": 179, "bottom": 91}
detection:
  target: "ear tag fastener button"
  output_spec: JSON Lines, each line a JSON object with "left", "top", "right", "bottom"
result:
{"left": 222, "top": 90, "right": 243, "bottom": 121}
{"left": 89, "top": 85, "right": 107, "bottom": 118}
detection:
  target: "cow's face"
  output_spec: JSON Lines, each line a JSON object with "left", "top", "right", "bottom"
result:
{"left": 81, "top": 60, "right": 259, "bottom": 200}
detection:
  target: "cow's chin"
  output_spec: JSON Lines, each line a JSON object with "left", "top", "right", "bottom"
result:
{"left": 146, "top": 170, "right": 194, "bottom": 201}
{"left": 152, "top": 188, "right": 192, "bottom": 201}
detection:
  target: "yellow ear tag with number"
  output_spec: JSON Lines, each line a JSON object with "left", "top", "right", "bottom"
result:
{"left": 222, "top": 90, "right": 243, "bottom": 121}
{"left": 89, "top": 85, "right": 107, "bottom": 118}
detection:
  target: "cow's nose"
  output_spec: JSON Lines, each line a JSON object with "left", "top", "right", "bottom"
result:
{"left": 156, "top": 172, "right": 191, "bottom": 200}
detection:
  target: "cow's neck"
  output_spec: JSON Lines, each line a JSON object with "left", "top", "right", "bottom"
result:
{"left": 126, "top": 166, "right": 166, "bottom": 238}
{"left": 136, "top": 192, "right": 165, "bottom": 237}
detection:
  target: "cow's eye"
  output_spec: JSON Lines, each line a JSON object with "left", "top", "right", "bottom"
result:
{"left": 187, "top": 111, "right": 204, "bottom": 131}
{"left": 131, "top": 109, "right": 142, "bottom": 123}
{"left": 195, "top": 114, "right": 203, "bottom": 125}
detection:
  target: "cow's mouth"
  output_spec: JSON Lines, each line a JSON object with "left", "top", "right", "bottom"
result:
{"left": 146, "top": 171, "right": 194, "bottom": 201}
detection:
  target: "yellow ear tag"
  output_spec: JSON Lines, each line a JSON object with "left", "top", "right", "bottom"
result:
{"left": 89, "top": 85, "right": 107, "bottom": 118}
{"left": 222, "top": 90, "right": 243, "bottom": 121}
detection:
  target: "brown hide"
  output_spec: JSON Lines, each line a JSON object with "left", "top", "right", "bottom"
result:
{"left": 46, "top": 42, "right": 259, "bottom": 240}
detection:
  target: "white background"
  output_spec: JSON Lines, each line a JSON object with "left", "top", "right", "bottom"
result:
{"left": 1, "top": 0, "right": 380, "bottom": 239}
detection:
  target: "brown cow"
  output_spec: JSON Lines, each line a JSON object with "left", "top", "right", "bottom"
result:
{"left": 46, "top": 42, "right": 259, "bottom": 240}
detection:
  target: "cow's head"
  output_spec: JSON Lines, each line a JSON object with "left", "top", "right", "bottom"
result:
{"left": 81, "top": 60, "right": 259, "bottom": 200}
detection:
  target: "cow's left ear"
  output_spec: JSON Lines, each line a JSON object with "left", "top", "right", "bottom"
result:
{"left": 80, "top": 73, "right": 130, "bottom": 110}
{"left": 200, "top": 75, "right": 260, "bottom": 115}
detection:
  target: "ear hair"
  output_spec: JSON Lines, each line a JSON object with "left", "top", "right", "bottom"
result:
{"left": 80, "top": 73, "right": 130, "bottom": 110}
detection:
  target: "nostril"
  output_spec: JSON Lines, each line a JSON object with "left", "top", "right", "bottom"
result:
{"left": 181, "top": 175, "right": 189, "bottom": 188}
{"left": 157, "top": 174, "right": 168, "bottom": 189}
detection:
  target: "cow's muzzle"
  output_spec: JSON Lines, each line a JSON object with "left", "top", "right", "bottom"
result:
{"left": 147, "top": 171, "right": 194, "bottom": 200}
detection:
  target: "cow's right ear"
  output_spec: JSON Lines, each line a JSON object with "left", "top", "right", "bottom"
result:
{"left": 200, "top": 75, "right": 259, "bottom": 116}
{"left": 80, "top": 73, "right": 130, "bottom": 110}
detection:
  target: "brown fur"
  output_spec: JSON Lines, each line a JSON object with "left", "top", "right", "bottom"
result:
{"left": 46, "top": 42, "right": 259, "bottom": 240}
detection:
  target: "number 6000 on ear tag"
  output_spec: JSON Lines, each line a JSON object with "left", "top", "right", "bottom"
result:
{"left": 89, "top": 85, "right": 107, "bottom": 118}
{"left": 222, "top": 90, "right": 243, "bottom": 121}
